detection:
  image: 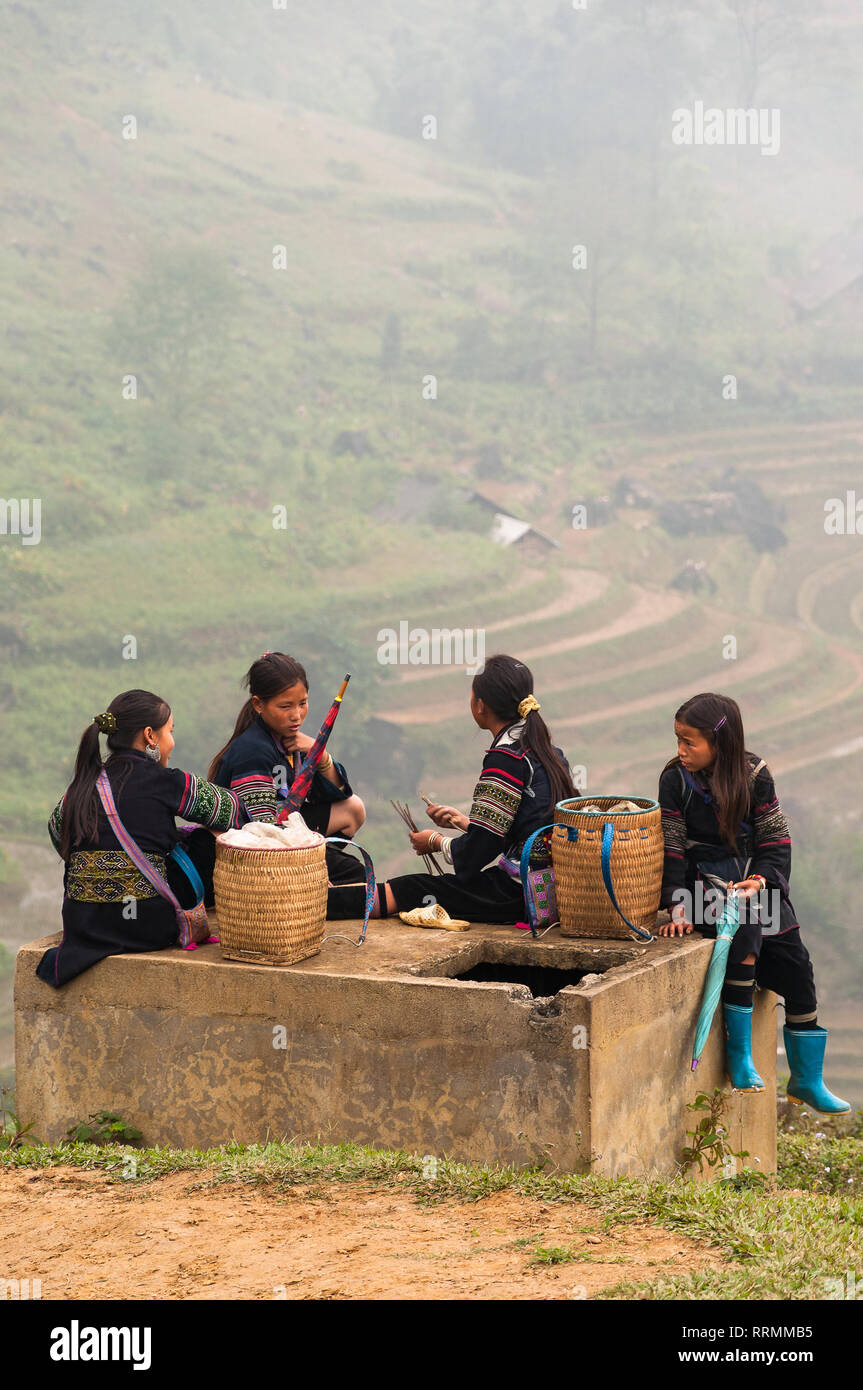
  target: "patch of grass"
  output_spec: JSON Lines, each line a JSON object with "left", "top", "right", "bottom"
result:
{"left": 775, "top": 1133, "right": 863, "bottom": 1195}
{"left": 530, "top": 1245, "right": 586, "bottom": 1267}
{"left": 3, "top": 1134, "right": 861, "bottom": 1299}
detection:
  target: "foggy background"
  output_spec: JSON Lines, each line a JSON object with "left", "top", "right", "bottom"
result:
{"left": 1, "top": 0, "right": 862, "bottom": 1104}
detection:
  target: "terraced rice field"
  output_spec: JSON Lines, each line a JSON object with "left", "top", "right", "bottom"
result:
{"left": 373, "top": 419, "right": 863, "bottom": 1113}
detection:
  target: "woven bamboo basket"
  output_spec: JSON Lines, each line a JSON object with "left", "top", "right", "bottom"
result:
{"left": 551, "top": 796, "right": 663, "bottom": 939}
{"left": 213, "top": 834, "right": 328, "bottom": 965}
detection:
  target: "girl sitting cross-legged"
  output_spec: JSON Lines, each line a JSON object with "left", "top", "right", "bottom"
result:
{"left": 328, "top": 653, "right": 576, "bottom": 925}
{"left": 208, "top": 651, "right": 366, "bottom": 884}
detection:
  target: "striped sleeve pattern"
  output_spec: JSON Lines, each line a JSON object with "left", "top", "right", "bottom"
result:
{"left": 468, "top": 753, "right": 525, "bottom": 840}
{"left": 450, "top": 747, "right": 527, "bottom": 880}
{"left": 177, "top": 774, "right": 244, "bottom": 830}
{"left": 661, "top": 806, "right": 687, "bottom": 862}
{"left": 228, "top": 773, "right": 280, "bottom": 822}
{"left": 750, "top": 765, "right": 792, "bottom": 888}
{"left": 752, "top": 784, "right": 791, "bottom": 850}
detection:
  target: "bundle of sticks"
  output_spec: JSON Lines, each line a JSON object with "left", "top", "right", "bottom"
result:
{"left": 390, "top": 798, "right": 445, "bottom": 875}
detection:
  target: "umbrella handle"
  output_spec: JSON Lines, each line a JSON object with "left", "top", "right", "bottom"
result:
{"left": 600, "top": 822, "right": 655, "bottom": 942}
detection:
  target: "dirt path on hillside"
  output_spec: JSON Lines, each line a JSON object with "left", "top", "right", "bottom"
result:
{"left": 395, "top": 569, "right": 610, "bottom": 685}
{"left": 796, "top": 549, "right": 863, "bottom": 631}
{"left": 0, "top": 1166, "right": 722, "bottom": 1301}
{"left": 385, "top": 587, "right": 689, "bottom": 724}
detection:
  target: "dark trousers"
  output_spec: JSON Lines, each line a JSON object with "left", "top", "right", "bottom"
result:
{"left": 699, "top": 923, "right": 817, "bottom": 1017}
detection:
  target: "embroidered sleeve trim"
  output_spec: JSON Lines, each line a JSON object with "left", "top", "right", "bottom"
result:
{"left": 661, "top": 806, "right": 688, "bottom": 858}
{"left": 229, "top": 773, "right": 280, "bottom": 822}
{"left": 178, "top": 775, "right": 244, "bottom": 830}
{"left": 753, "top": 802, "right": 791, "bottom": 847}
{"left": 468, "top": 773, "right": 522, "bottom": 839}
{"left": 48, "top": 797, "right": 64, "bottom": 853}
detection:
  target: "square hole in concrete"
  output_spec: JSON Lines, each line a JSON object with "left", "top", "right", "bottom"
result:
{"left": 414, "top": 939, "right": 642, "bottom": 998}
{"left": 452, "top": 959, "right": 592, "bottom": 996}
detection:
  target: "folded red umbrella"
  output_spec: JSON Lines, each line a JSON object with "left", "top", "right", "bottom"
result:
{"left": 275, "top": 675, "right": 350, "bottom": 822}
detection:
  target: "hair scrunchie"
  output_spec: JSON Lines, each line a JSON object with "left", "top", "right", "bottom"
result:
{"left": 94, "top": 711, "right": 117, "bottom": 733}
{"left": 517, "top": 694, "right": 541, "bottom": 718}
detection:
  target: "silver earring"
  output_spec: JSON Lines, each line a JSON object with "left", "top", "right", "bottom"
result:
{"left": 145, "top": 743, "right": 161, "bottom": 762}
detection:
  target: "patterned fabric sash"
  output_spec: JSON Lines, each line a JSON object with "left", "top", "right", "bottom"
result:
{"left": 67, "top": 849, "right": 165, "bottom": 902}
{"left": 95, "top": 771, "right": 213, "bottom": 951}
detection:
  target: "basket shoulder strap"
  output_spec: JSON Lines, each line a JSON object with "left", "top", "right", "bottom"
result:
{"left": 600, "top": 821, "right": 654, "bottom": 943}
{"left": 324, "top": 837, "right": 376, "bottom": 944}
{"left": 168, "top": 843, "right": 205, "bottom": 906}
{"left": 518, "top": 823, "right": 557, "bottom": 937}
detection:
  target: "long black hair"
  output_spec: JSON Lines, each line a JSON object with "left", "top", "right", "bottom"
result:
{"left": 667, "top": 691, "right": 750, "bottom": 847}
{"left": 60, "top": 690, "right": 171, "bottom": 859}
{"left": 472, "top": 653, "right": 576, "bottom": 806}
{"left": 208, "top": 652, "right": 308, "bottom": 781}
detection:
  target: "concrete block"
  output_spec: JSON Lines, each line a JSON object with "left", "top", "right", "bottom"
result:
{"left": 14, "top": 920, "right": 776, "bottom": 1178}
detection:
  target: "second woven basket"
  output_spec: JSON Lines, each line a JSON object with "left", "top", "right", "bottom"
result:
{"left": 213, "top": 834, "right": 328, "bottom": 965}
{"left": 552, "top": 796, "right": 663, "bottom": 939}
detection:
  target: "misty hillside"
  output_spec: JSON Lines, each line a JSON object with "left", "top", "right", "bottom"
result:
{"left": 2, "top": 1, "right": 863, "bottom": 1100}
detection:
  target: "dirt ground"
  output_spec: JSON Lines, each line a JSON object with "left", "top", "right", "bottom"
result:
{"left": 0, "top": 1165, "right": 724, "bottom": 1300}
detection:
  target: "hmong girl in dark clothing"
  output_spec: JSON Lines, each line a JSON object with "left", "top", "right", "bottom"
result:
{"left": 657, "top": 691, "right": 848, "bottom": 1114}
{"left": 37, "top": 690, "right": 246, "bottom": 988}
{"left": 328, "top": 654, "right": 576, "bottom": 924}
{"left": 208, "top": 652, "right": 366, "bottom": 884}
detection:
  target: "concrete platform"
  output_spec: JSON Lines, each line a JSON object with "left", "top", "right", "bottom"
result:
{"left": 14, "top": 919, "right": 777, "bottom": 1177}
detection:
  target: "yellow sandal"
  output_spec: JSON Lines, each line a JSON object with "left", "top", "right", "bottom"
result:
{"left": 398, "top": 903, "right": 470, "bottom": 931}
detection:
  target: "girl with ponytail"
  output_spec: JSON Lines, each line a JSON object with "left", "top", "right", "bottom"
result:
{"left": 328, "top": 653, "right": 576, "bottom": 925}
{"left": 657, "top": 691, "right": 848, "bottom": 1114}
{"left": 37, "top": 690, "right": 246, "bottom": 988}
{"left": 209, "top": 652, "right": 366, "bottom": 884}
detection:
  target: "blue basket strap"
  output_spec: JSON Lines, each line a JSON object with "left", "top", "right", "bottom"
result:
{"left": 168, "top": 843, "right": 205, "bottom": 908}
{"left": 600, "top": 822, "right": 654, "bottom": 942}
{"left": 324, "top": 837, "right": 376, "bottom": 944}
{"left": 519, "top": 824, "right": 558, "bottom": 938}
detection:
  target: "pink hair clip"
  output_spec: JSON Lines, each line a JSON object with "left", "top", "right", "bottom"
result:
{"left": 713, "top": 714, "right": 727, "bottom": 732}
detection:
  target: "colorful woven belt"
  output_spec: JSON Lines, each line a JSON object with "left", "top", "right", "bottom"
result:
{"left": 67, "top": 849, "right": 167, "bottom": 903}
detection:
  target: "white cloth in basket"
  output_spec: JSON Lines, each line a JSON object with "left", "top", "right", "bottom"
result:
{"left": 219, "top": 814, "right": 320, "bottom": 849}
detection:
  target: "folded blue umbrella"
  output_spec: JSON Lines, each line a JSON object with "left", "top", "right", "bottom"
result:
{"left": 691, "top": 883, "right": 741, "bottom": 1071}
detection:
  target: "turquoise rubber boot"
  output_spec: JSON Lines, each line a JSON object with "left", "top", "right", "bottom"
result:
{"left": 783, "top": 1026, "right": 851, "bottom": 1114}
{"left": 723, "top": 1004, "right": 764, "bottom": 1092}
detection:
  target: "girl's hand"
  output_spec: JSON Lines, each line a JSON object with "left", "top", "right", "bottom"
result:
{"left": 657, "top": 904, "right": 694, "bottom": 937}
{"left": 282, "top": 730, "right": 315, "bottom": 753}
{"left": 733, "top": 877, "right": 765, "bottom": 899}
{"left": 410, "top": 829, "right": 438, "bottom": 856}
{"left": 425, "top": 802, "right": 467, "bottom": 831}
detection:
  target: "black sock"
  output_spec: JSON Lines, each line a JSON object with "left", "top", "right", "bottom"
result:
{"left": 722, "top": 963, "right": 756, "bottom": 1009}
{"left": 786, "top": 1015, "right": 819, "bottom": 1030}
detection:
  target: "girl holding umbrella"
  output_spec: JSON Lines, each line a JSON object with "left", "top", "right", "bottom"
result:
{"left": 208, "top": 651, "right": 366, "bottom": 883}
{"left": 657, "top": 691, "right": 849, "bottom": 1114}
